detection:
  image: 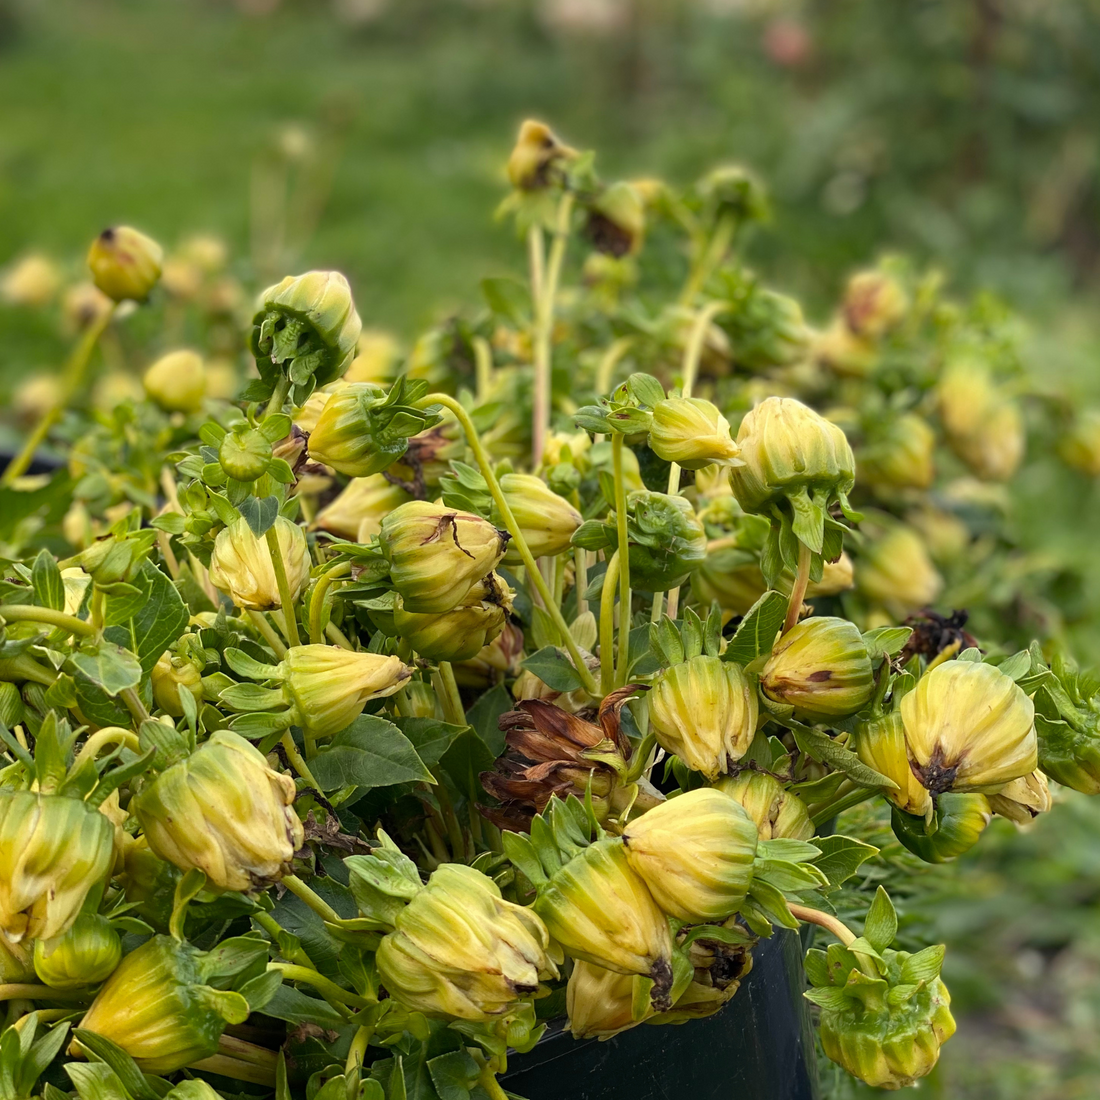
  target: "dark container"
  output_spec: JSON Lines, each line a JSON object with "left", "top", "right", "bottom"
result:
{"left": 501, "top": 930, "right": 820, "bottom": 1100}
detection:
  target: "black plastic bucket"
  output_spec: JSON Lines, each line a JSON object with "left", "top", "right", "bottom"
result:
{"left": 502, "top": 931, "right": 820, "bottom": 1100}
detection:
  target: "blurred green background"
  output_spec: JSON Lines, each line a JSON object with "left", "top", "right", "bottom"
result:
{"left": 4, "top": 0, "right": 1100, "bottom": 1095}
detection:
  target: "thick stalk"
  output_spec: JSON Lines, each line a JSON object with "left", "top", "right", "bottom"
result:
{"left": 0, "top": 606, "right": 94, "bottom": 636}
{"left": 788, "top": 905, "right": 856, "bottom": 948}
{"left": 325, "top": 621, "right": 355, "bottom": 649}
{"left": 680, "top": 214, "right": 734, "bottom": 305}
{"left": 0, "top": 984, "right": 88, "bottom": 1002}
{"left": 71, "top": 728, "right": 142, "bottom": 774}
{"left": 599, "top": 552, "right": 621, "bottom": 698}
{"left": 264, "top": 375, "right": 291, "bottom": 422}
{"left": 574, "top": 546, "right": 589, "bottom": 617}
{"left": 189, "top": 1054, "right": 276, "bottom": 1087}
{"left": 784, "top": 541, "right": 812, "bottom": 635}
{"left": 265, "top": 527, "right": 301, "bottom": 648}
{"left": 269, "top": 963, "right": 371, "bottom": 1007}
{"left": 309, "top": 562, "right": 350, "bottom": 646}
{"left": 345, "top": 1025, "right": 375, "bottom": 1075}
{"left": 248, "top": 610, "right": 288, "bottom": 659}
{"left": 532, "top": 192, "right": 575, "bottom": 465}
{"left": 2, "top": 304, "right": 117, "bottom": 486}
{"left": 254, "top": 910, "right": 317, "bottom": 970}
{"left": 0, "top": 654, "right": 59, "bottom": 686}
{"left": 414, "top": 393, "right": 598, "bottom": 695}
{"left": 281, "top": 731, "right": 320, "bottom": 783}
{"left": 281, "top": 875, "right": 342, "bottom": 924}
{"left": 611, "top": 436, "right": 632, "bottom": 686}
{"left": 120, "top": 688, "right": 150, "bottom": 725}
{"left": 436, "top": 662, "right": 466, "bottom": 727}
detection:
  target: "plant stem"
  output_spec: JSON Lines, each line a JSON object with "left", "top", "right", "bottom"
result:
{"left": 611, "top": 435, "right": 632, "bottom": 686}
{"left": 532, "top": 191, "right": 575, "bottom": 465}
{"left": 309, "top": 561, "right": 350, "bottom": 646}
{"left": 0, "top": 984, "right": 88, "bottom": 1002}
{"left": 120, "top": 689, "right": 150, "bottom": 725}
{"left": 680, "top": 214, "right": 734, "bottom": 305}
{"left": 71, "top": 727, "right": 142, "bottom": 774}
{"left": 264, "top": 375, "right": 291, "bottom": 422}
{"left": 599, "top": 552, "right": 621, "bottom": 698}
{"left": 2, "top": 304, "right": 117, "bottom": 486}
{"left": 0, "top": 654, "right": 60, "bottom": 686}
{"left": 345, "top": 1025, "right": 375, "bottom": 1075}
{"left": 280, "top": 732, "right": 320, "bottom": 785}
{"left": 787, "top": 904, "right": 856, "bottom": 948}
{"left": 0, "top": 606, "right": 95, "bottom": 636}
{"left": 784, "top": 541, "right": 812, "bottom": 635}
{"left": 809, "top": 783, "right": 877, "bottom": 827}
{"left": 190, "top": 1053, "right": 277, "bottom": 1086}
{"left": 436, "top": 662, "right": 466, "bottom": 727}
{"left": 473, "top": 336, "right": 494, "bottom": 402}
{"left": 270, "top": 962, "right": 370, "bottom": 1007}
{"left": 281, "top": 875, "right": 342, "bottom": 924}
{"left": 574, "top": 545, "right": 589, "bottom": 617}
{"left": 254, "top": 910, "right": 317, "bottom": 970}
{"left": 248, "top": 610, "right": 288, "bottom": 659}
{"left": 265, "top": 527, "right": 301, "bottom": 648}
{"left": 414, "top": 393, "right": 598, "bottom": 696}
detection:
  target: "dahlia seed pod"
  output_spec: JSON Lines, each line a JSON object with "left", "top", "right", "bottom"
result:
{"left": 143, "top": 350, "right": 206, "bottom": 413}
{"left": 648, "top": 397, "right": 741, "bottom": 471}
{"left": 621, "top": 490, "right": 707, "bottom": 592}
{"left": 841, "top": 270, "right": 909, "bottom": 341}
{"left": 217, "top": 426, "right": 273, "bottom": 483}
{"left": 567, "top": 960, "right": 642, "bottom": 1040}
{"left": 1060, "top": 409, "right": 1100, "bottom": 477}
{"left": 647, "top": 655, "right": 758, "bottom": 781}
{"left": 621, "top": 789, "right": 759, "bottom": 923}
{"left": 133, "top": 730, "right": 304, "bottom": 892}
{"left": 496, "top": 474, "right": 582, "bottom": 561}
{"left": 507, "top": 120, "right": 578, "bottom": 190}
{"left": 376, "top": 863, "right": 558, "bottom": 1021}
{"left": 307, "top": 383, "right": 414, "bottom": 477}
{"left": 857, "top": 524, "right": 943, "bottom": 621}
{"left": 937, "top": 360, "right": 1024, "bottom": 482}
{"left": 209, "top": 516, "right": 310, "bottom": 612}
{"left": 393, "top": 574, "right": 513, "bottom": 663}
{"left": 1, "top": 253, "right": 61, "bottom": 307}
{"left": 986, "top": 770, "right": 1052, "bottom": 825}
{"left": 87, "top": 226, "right": 163, "bottom": 302}
{"left": 34, "top": 912, "right": 122, "bottom": 990}
{"left": 151, "top": 653, "right": 204, "bottom": 718}
{"left": 760, "top": 617, "right": 874, "bottom": 721}
{"left": 585, "top": 182, "right": 646, "bottom": 258}
{"left": 891, "top": 793, "right": 992, "bottom": 863}
{"left": 313, "top": 474, "right": 411, "bottom": 542}
{"left": 380, "top": 500, "right": 509, "bottom": 614}
{"left": 859, "top": 413, "right": 935, "bottom": 493}
{"left": 855, "top": 713, "right": 933, "bottom": 820}
{"left": 713, "top": 771, "right": 814, "bottom": 841}
{"left": 900, "top": 660, "right": 1037, "bottom": 794}
{"left": 651, "top": 931, "right": 754, "bottom": 1025}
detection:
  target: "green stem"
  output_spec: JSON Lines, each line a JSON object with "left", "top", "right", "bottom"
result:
{"left": 70, "top": 728, "right": 142, "bottom": 774}
{"left": 248, "top": 610, "right": 288, "bottom": 659}
{"left": 309, "top": 562, "right": 350, "bottom": 646}
{"left": 0, "top": 606, "right": 95, "bottom": 636}
{"left": 325, "top": 621, "right": 354, "bottom": 650}
{"left": 264, "top": 375, "right": 291, "bottom": 422}
{"left": 787, "top": 904, "right": 856, "bottom": 948}
{"left": 431, "top": 767, "right": 467, "bottom": 863}
{"left": 0, "top": 984, "right": 88, "bottom": 1002}
{"left": 611, "top": 436, "right": 632, "bottom": 687}
{"left": 532, "top": 191, "right": 575, "bottom": 465}
{"left": 680, "top": 214, "right": 734, "bottom": 305}
{"left": 281, "top": 875, "right": 342, "bottom": 924}
{"left": 809, "top": 783, "right": 877, "bottom": 827}
{"left": 265, "top": 527, "right": 301, "bottom": 648}
{"left": 1, "top": 304, "right": 117, "bottom": 486}
{"left": 599, "top": 552, "right": 621, "bottom": 698}
{"left": 0, "top": 654, "right": 60, "bottom": 686}
{"left": 189, "top": 1053, "right": 276, "bottom": 1087}
{"left": 574, "top": 545, "right": 589, "bottom": 618}
{"left": 120, "top": 688, "right": 150, "bottom": 725}
{"left": 473, "top": 336, "right": 494, "bottom": 403}
{"left": 254, "top": 910, "right": 317, "bottom": 970}
{"left": 89, "top": 589, "right": 105, "bottom": 634}
{"left": 345, "top": 1025, "right": 375, "bottom": 1075}
{"left": 414, "top": 392, "right": 598, "bottom": 696}
{"left": 269, "top": 963, "right": 370, "bottom": 1008}
{"left": 280, "top": 732, "right": 320, "bottom": 786}
{"left": 784, "top": 541, "right": 812, "bottom": 635}
{"left": 436, "top": 662, "right": 466, "bottom": 727}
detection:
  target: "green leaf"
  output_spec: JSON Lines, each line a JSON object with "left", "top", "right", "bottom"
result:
{"left": 862, "top": 886, "right": 898, "bottom": 953}
{"left": 65, "top": 1062, "right": 131, "bottom": 1100}
{"left": 803, "top": 986, "right": 853, "bottom": 1012}
{"left": 427, "top": 1049, "right": 482, "bottom": 1100}
{"left": 996, "top": 650, "right": 1033, "bottom": 681}
{"left": 521, "top": 646, "right": 583, "bottom": 692}
{"left": 31, "top": 550, "right": 64, "bottom": 611}
{"left": 261, "top": 985, "right": 348, "bottom": 1028}
{"left": 787, "top": 722, "right": 899, "bottom": 790}
{"left": 900, "top": 943, "right": 946, "bottom": 984}
{"left": 69, "top": 643, "right": 142, "bottom": 697}
{"left": 70, "top": 1030, "right": 162, "bottom": 1100}
{"left": 238, "top": 495, "right": 281, "bottom": 537}
{"left": 239, "top": 970, "right": 283, "bottom": 1012}
{"left": 724, "top": 590, "right": 786, "bottom": 665}
{"left": 310, "top": 715, "right": 433, "bottom": 792}
{"left": 104, "top": 562, "right": 189, "bottom": 672}
{"left": 394, "top": 718, "right": 467, "bottom": 770}
{"left": 809, "top": 835, "right": 880, "bottom": 889}
{"left": 465, "top": 683, "right": 511, "bottom": 760}
{"left": 440, "top": 726, "right": 497, "bottom": 803}
{"left": 480, "top": 276, "right": 530, "bottom": 324}
{"left": 862, "top": 626, "right": 912, "bottom": 661}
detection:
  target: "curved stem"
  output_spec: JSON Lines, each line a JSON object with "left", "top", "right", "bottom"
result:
{"left": 71, "top": 728, "right": 142, "bottom": 774}
{"left": 680, "top": 214, "right": 734, "bottom": 306}
{"left": 599, "top": 552, "right": 621, "bottom": 698}
{"left": 264, "top": 375, "right": 291, "bottom": 422}
{"left": 190, "top": 1051, "right": 276, "bottom": 1086}
{"left": 611, "top": 436, "right": 632, "bottom": 686}
{"left": 280, "top": 732, "right": 320, "bottom": 785}
{"left": 254, "top": 910, "right": 317, "bottom": 970}
{"left": 120, "top": 688, "right": 150, "bottom": 725}
{"left": 324, "top": 621, "right": 354, "bottom": 650}
{"left": 265, "top": 527, "right": 301, "bottom": 648}
{"left": 281, "top": 875, "right": 342, "bottom": 924}
{"left": 788, "top": 904, "right": 856, "bottom": 948}
{"left": 0, "top": 606, "right": 95, "bottom": 637}
{"left": 345, "top": 1025, "right": 374, "bottom": 1075}
{"left": 784, "top": 542, "right": 812, "bottom": 635}
{"left": 248, "top": 610, "right": 288, "bottom": 659}
{"left": 473, "top": 336, "right": 494, "bottom": 402}
{"left": 309, "top": 562, "right": 350, "bottom": 646}
{"left": 2, "top": 304, "right": 117, "bottom": 486}
{"left": 269, "top": 963, "right": 371, "bottom": 1008}
{"left": 414, "top": 393, "right": 598, "bottom": 696}
{"left": 0, "top": 654, "right": 60, "bottom": 687}
{"left": 0, "top": 984, "right": 88, "bottom": 1002}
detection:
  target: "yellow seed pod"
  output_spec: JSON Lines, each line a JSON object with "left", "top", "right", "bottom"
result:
{"left": 859, "top": 413, "right": 936, "bottom": 492}
{"left": 855, "top": 713, "right": 934, "bottom": 820}
{"left": 1, "top": 253, "right": 62, "bottom": 307}
{"left": 209, "top": 517, "right": 310, "bottom": 612}
{"left": 814, "top": 320, "right": 877, "bottom": 379}
{"left": 313, "top": 474, "right": 411, "bottom": 542}
{"left": 1060, "top": 409, "right": 1100, "bottom": 477}
{"left": 393, "top": 575, "right": 513, "bottom": 663}
{"left": 496, "top": 474, "right": 582, "bottom": 561}
{"left": 143, "top": 350, "right": 206, "bottom": 413}
{"left": 841, "top": 270, "right": 909, "bottom": 341}
{"left": 649, "top": 397, "right": 741, "bottom": 471}
{"left": 34, "top": 912, "right": 122, "bottom": 989}
{"left": 713, "top": 771, "right": 815, "bottom": 841}
{"left": 937, "top": 360, "right": 1024, "bottom": 482}
{"left": 857, "top": 525, "right": 943, "bottom": 621}
{"left": 87, "top": 226, "right": 163, "bottom": 302}
{"left": 151, "top": 653, "right": 204, "bottom": 717}
{"left": 507, "top": 119, "right": 578, "bottom": 190}
{"left": 986, "top": 770, "right": 1052, "bottom": 825}
{"left": 900, "top": 660, "right": 1037, "bottom": 794}
{"left": 567, "top": 960, "right": 644, "bottom": 1040}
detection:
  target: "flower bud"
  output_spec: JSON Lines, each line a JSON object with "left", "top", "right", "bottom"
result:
{"left": 62, "top": 282, "right": 114, "bottom": 335}
{"left": 648, "top": 655, "right": 758, "bottom": 781}
{"left": 453, "top": 622, "right": 526, "bottom": 689}
{"left": 209, "top": 516, "right": 309, "bottom": 611}
{"left": 622, "top": 491, "right": 707, "bottom": 592}
{"left": 281, "top": 645, "right": 411, "bottom": 739}
{"left": 901, "top": 661, "right": 1037, "bottom": 794}
{"left": 13, "top": 376, "right": 60, "bottom": 425}
{"left": 649, "top": 397, "right": 741, "bottom": 471}
{"left": 75, "top": 935, "right": 249, "bottom": 1072}
{"left": 857, "top": 525, "right": 943, "bottom": 621}
{"left": 937, "top": 360, "right": 1024, "bottom": 482}
{"left": 858, "top": 413, "right": 935, "bottom": 492}
{"left": 393, "top": 575, "right": 513, "bottom": 663}
{"left": 0, "top": 791, "right": 114, "bottom": 942}
{"left": 252, "top": 271, "right": 362, "bottom": 388}
{"left": 507, "top": 120, "right": 578, "bottom": 190}
{"left": 133, "top": 730, "right": 303, "bottom": 892}
{"left": 653, "top": 931, "right": 754, "bottom": 1025}
{"left": 1, "top": 253, "right": 61, "bottom": 307}
{"left": 585, "top": 182, "right": 645, "bottom": 257}
{"left": 713, "top": 771, "right": 814, "bottom": 841}
{"left": 1060, "top": 409, "right": 1100, "bottom": 477}
{"left": 533, "top": 839, "right": 673, "bottom": 1000}
{"left": 567, "top": 960, "right": 641, "bottom": 1039}
{"left": 760, "top": 617, "right": 874, "bottom": 722}
{"left": 891, "top": 793, "right": 992, "bottom": 863}
{"left": 143, "top": 350, "right": 206, "bottom": 413}
{"left": 307, "top": 383, "right": 411, "bottom": 477}
{"left": 813, "top": 320, "right": 877, "bottom": 379}
{"left": 841, "top": 270, "right": 908, "bottom": 341}
{"left": 380, "top": 500, "right": 509, "bottom": 614}
{"left": 151, "top": 653, "right": 204, "bottom": 717}
{"left": 311, "top": 474, "right": 411, "bottom": 542}
{"left": 855, "top": 713, "right": 933, "bottom": 820}
{"left": 697, "top": 165, "right": 769, "bottom": 227}
{"left": 34, "top": 912, "right": 122, "bottom": 989}
{"left": 729, "top": 397, "right": 855, "bottom": 517}
{"left": 218, "top": 426, "right": 272, "bottom": 482}
{"left": 377, "top": 863, "right": 558, "bottom": 1021}
{"left": 804, "top": 552, "right": 855, "bottom": 597}
{"left": 496, "top": 474, "right": 581, "bottom": 561}
{"left": 622, "top": 789, "right": 758, "bottom": 923}
{"left": 87, "top": 226, "right": 163, "bottom": 302}
{"left": 986, "top": 770, "right": 1051, "bottom": 825}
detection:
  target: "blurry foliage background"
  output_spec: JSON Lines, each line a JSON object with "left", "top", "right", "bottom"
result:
{"left": 4, "top": 0, "right": 1100, "bottom": 1095}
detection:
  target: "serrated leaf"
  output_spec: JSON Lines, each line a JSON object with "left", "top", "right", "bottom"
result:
{"left": 310, "top": 715, "right": 433, "bottom": 792}
{"left": 900, "top": 943, "right": 946, "bottom": 985}
{"left": 521, "top": 646, "right": 583, "bottom": 693}
{"left": 788, "top": 722, "right": 899, "bottom": 790}
{"left": 809, "top": 835, "right": 880, "bottom": 889}
{"left": 261, "top": 984, "right": 348, "bottom": 1028}
{"left": 103, "top": 562, "right": 190, "bottom": 673}
{"left": 69, "top": 643, "right": 142, "bottom": 697}
{"left": 724, "top": 590, "right": 785, "bottom": 665}
{"left": 31, "top": 550, "right": 64, "bottom": 612}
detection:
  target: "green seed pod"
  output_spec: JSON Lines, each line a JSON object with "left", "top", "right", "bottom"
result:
{"left": 729, "top": 397, "right": 855, "bottom": 517}
{"left": 393, "top": 574, "right": 513, "bottom": 663}
{"left": 495, "top": 474, "right": 582, "bottom": 561}
{"left": 648, "top": 655, "right": 758, "bottom": 781}
{"left": 533, "top": 839, "right": 674, "bottom": 1004}
{"left": 857, "top": 525, "right": 942, "bottom": 621}
{"left": 143, "top": 350, "right": 206, "bottom": 413}
{"left": 858, "top": 413, "right": 935, "bottom": 493}
{"left": 133, "top": 731, "right": 304, "bottom": 892}
{"left": 620, "top": 490, "right": 707, "bottom": 592}
{"left": 649, "top": 397, "right": 741, "bottom": 471}
{"left": 891, "top": 794, "right": 992, "bottom": 863}
{"left": 1060, "top": 408, "right": 1100, "bottom": 478}
{"left": 901, "top": 661, "right": 1037, "bottom": 794}
{"left": 209, "top": 516, "right": 310, "bottom": 612}
{"left": 313, "top": 474, "right": 411, "bottom": 541}
{"left": 841, "top": 270, "right": 909, "bottom": 341}
{"left": 151, "top": 653, "right": 204, "bottom": 718}
{"left": 937, "top": 359, "right": 1024, "bottom": 482}
{"left": 760, "top": 617, "right": 874, "bottom": 722}
{"left": 622, "top": 789, "right": 758, "bottom": 923}
{"left": 380, "top": 500, "right": 509, "bottom": 614}
{"left": 251, "top": 271, "right": 362, "bottom": 390}
{"left": 586, "top": 182, "right": 646, "bottom": 258}
{"left": 75, "top": 935, "right": 249, "bottom": 1073}
{"left": 280, "top": 645, "right": 411, "bottom": 739}
{"left": 0, "top": 790, "right": 114, "bottom": 943}
{"left": 87, "top": 226, "right": 163, "bottom": 302}
{"left": 651, "top": 932, "right": 754, "bottom": 1026}
{"left": 1032, "top": 656, "right": 1100, "bottom": 794}
{"left": 697, "top": 165, "right": 770, "bottom": 227}
{"left": 507, "top": 119, "right": 577, "bottom": 191}
{"left": 376, "top": 863, "right": 558, "bottom": 1021}
{"left": 307, "top": 383, "right": 413, "bottom": 477}
{"left": 34, "top": 912, "right": 122, "bottom": 989}
{"left": 0, "top": 682, "right": 24, "bottom": 729}
{"left": 713, "top": 771, "right": 814, "bottom": 841}
{"left": 855, "top": 713, "right": 933, "bottom": 820}
{"left": 566, "top": 960, "right": 641, "bottom": 1040}
{"left": 218, "top": 426, "right": 273, "bottom": 482}
{"left": 986, "top": 770, "right": 1051, "bottom": 825}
